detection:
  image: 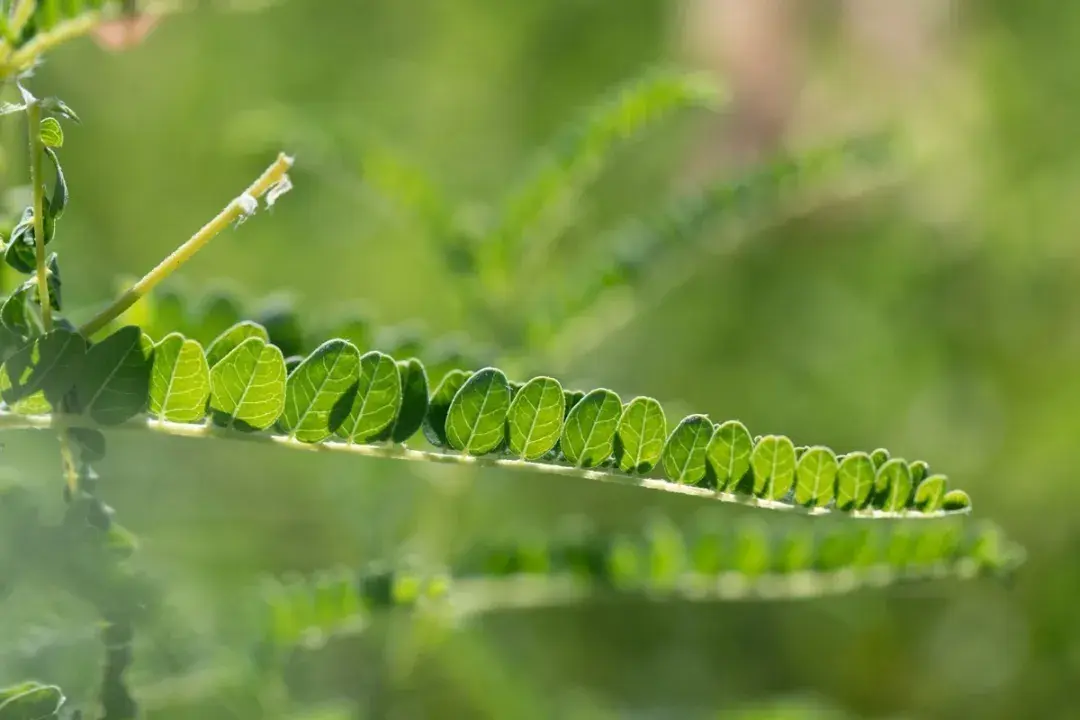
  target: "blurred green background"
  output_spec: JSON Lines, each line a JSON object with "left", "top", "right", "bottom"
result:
{"left": 2, "top": 0, "right": 1079, "bottom": 717}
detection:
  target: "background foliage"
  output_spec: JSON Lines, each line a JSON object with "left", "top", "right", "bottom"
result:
{"left": 0, "top": 0, "right": 1074, "bottom": 717}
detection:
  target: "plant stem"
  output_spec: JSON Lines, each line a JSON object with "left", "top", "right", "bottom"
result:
{"left": 27, "top": 97, "right": 52, "bottom": 331}
{"left": 78, "top": 152, "right": 294, "bottom": 338}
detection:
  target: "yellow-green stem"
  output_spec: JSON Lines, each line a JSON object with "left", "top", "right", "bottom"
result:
{"left": 27, "top": 98, "right": 52, "bottom": 331}
{"left": 78, "top": 152, "right": 294, "bottom": 338}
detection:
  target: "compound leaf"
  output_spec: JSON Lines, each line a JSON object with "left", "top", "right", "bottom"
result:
{"left": 336, "top": 350, "right": 401, "bottom": 443}
{"left": 423, "top": 369, "right": 472, "bottom": 448}
{"left": 660, "top": 414, "right": 713, "bottom": 484}
{"left": 446, "top": 367, "right": 512, "bottom": 456}
{"left": 835, "top": 452, "right": 875, "bottom": 511}
{"left": 750, "top": 435, "right": 797, "bottom": 499}
{"left": 205, "top": 320, "right": 269, "bottom": 368}
{"left": 506, "top": 376, "right": 565, "bottom": 460}
{"left": 149, "top": 333, "right": 210, "bottom": 423}
{"left": 561, "top": 388, "right": 622, "bottom": 468}
{"left": 209, "top": 337, "right": 287, "bottom": 430}
{"left": 280, "top": 339, "right": 360, "bottom": 443}
{"left": 0, "top": 328, "right": 85, "bottom": 413}
{"left": 614, "top": 396, "right": 667, "bottom": 473}
{"left": 74, "top": 326, "right": 153, "bottom": 425}
{"left": 705, "top": 419, "right": 753, "bottom": 490}
{"left": 794, "top": 446, "right": 839, "bottom": 507}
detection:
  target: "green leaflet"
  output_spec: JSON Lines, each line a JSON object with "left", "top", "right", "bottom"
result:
{"left": 561, "top": 388, "right": 622, "bottom": 468}
{"left": 205, "top": 320, "right": 270, "bottom": 368}
{"left": 423, "top": 369, "right": 472, "bottom": 448}
{"left": 875, "top": 458, "right": 913, "bottom": 512}
{"left": 794, "top": 446, "right": 839, "bottom": 507}
{"left": 660, "top": 414, "right": 713, "bottom": 484}
{"left": 914, "top": 475, "right": 947, "bottom": 513}
{"left": 373, "top": 358, "right": 429, "bottom": 443}
{"left": 74, "top": 326, "right": 153, "bottom": 425}
{"left": 910, "top": 459, "right": 930, "bottom": 485}
{"left": 614, "top": 396, "right": 667, "bottom": 474}
{"left": 705, "top": 420, "right": 753, "bottom": 490}
{"left": 942, "top": 489, "right": 972, "bottom": 512}
{"left": 280, "top": 339, "right": 361, "bottom": 443}
{"left": 335, "top": 351, "right": 402, "bottom": 443}
{"left": 209, "top": 337, "right": 287, "bottom": 431}
{"left": 750, "top": 435, "right": 797, "bottom": 499}
{"left": 506, "top": 376, "right": 565, "bottom": 460}
{"left": 0, "top": 682, "right": 65, "bottom": 718}
{"left": 0, "top": 329, "right": 85, "bottom": 413}
{"left": 870, "top": 448, "right": 890, "bottom": 469}
{"left": 39, "top": 116, "right": 63, "bottom": 147}
{"left": 835, "top": 452, "right": 875, "bottom": 511}
{"left": 149, "top": 333, "right": 210, "bottom": 423}
{"left": 446, "top": 367, "right": 512, "bottom": 456}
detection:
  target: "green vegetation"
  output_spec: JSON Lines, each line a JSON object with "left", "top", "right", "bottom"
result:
{"left": 0, "top": 1, "right": 1059, "bottom": 718}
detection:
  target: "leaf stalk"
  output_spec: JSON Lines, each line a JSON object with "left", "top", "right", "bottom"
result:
{"left": 78, "top": 152, "right": 295, "bottom": 338}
